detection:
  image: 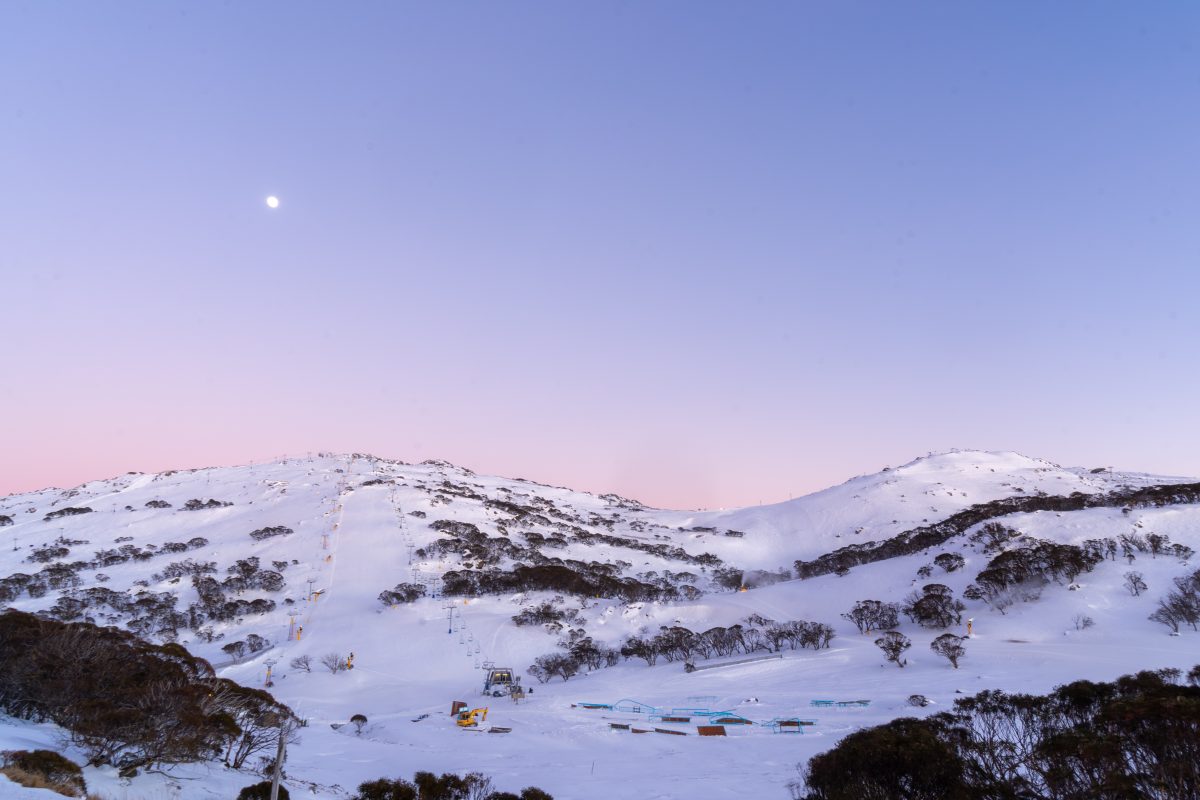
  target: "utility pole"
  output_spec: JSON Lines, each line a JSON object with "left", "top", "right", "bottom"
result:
{"left": 269, "top": 721, "right": 287, "bottom": 800}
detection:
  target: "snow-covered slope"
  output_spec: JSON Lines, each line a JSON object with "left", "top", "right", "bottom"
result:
{"left": 1, "top": 451, "right": 1198, "bottom": 800}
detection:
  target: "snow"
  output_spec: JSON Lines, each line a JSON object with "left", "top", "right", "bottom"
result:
{"left": 0, "top": 451, "right": 1197, "bottom": 799}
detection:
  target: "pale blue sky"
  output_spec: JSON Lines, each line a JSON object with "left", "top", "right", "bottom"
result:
{"left": 2, "top": 3, "right": 1198, "bottom": 508}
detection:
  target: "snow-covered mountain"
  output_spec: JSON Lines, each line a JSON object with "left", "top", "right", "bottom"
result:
{"left": 2, "top": 451, "right": 1198, "bottom": 799}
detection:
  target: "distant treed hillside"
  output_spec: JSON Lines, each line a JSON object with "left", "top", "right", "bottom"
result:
{"left": 794, "top": 482, "right": 1200, "bottom": 579}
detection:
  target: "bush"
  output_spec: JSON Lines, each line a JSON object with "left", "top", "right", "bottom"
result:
{"left": 933, "top": 552, "right": 965, "bottom": 573}
{"left": 930, "top": 633, "right": 966, "bottom": 668}
{"left": 0, "top": 610, "right": 294, "bottom": 771}
{"left": 356, "top": 777, "right": 417, "bottom": 800}
{"left": 907, "top": 694, "right": 929, "bottom": 707}
{"left": 874, "top": 631, "right": 911, "bottom": 668}
{"left": 378, "top": 583, "right": 426, "bottom": 606}
{"left": 290, "top": 655, "right": 312, "bottom": 673}
{"left": 183, "top": 498, "right": 232, "bottom": 511}
{"left": 352, "top": 772, "right": 552, "bottom": 800}
{"left": 222, "top": 640, "right": 248, "bottom": 660}
{"left": 238, "top": 781, "right": 291, "bottom": 800}
{"left": 795, "top": 665, "right": 1200, "bottom": 800}
{"left": 1124, "top": 571, "right": 1148, "bottom": 596}
{"left": 842, "top": 600, "right": 899, "bottom": 634}
{"left": 901, "top": 584, "right": 965, "bottom": 629}
{"left": 1, "top": 750, "right": 86, "bottom": 797}
{"left": 799, "top": 717, "right": 970, "bottom": 800}
{"left": 249, "top": 526, "right": 293, "bottom": 541}
{"left": 44, "top": 507, "right": 93, "bottom": 521}
{"left": 351, "top": 714, "right": 368, "bottom": 735}
{"left": 321, "top": 653, "right": 348, "bottom": 673}
{"left": 527, "top": 653, "right": 580, "bottom": 683}
{"left": 511, "top": 602, "right": 566, "bottom": 626}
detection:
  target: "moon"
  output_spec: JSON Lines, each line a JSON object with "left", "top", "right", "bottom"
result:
{"left": 266, "top": 196, "right": 280, "bottom": 209}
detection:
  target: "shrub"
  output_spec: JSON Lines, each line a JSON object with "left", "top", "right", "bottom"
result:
{"left": 353, "top": 773, "right": 552, "bottom": 800}
{"left": 1124, "top": 571, "right": 1148, "bottom": 597}
{"left": 356, "top": 777, "right": 417, "bottom": 800}
{"left": 44, "top": 507, "right": 93, "bottom": 521}
{"left": 238, "top": 781, "right": 290, "bottom": 800}
{"left": 874, "top": 631, "right": 911, "bottom": 668}
{"left": 223, "top": 641, "right": 248, "bottom": 660}
{"left": 712, "top": 567, "right": 744, "bottom": 591}
{"left": 0, "top": 610, "right": 294, "bottom": 771}
{"left": 907, "top": 694, "right": 929, "bottom": 707}
{"left": 795, "top": 665, "right": 1200, "bottom": 800}
{"left": 842, "top": 600, "right": 900, "bottom": 634}
{"left": 350, "top": 714, "right": 368, "bottom": 735}
{"left": 930, "top": 633, "right": 966, "bottom": 668}
{"left": 321, "top": 653, "right": 347, "bottom": 673}
{"left": 934, "top": 552, "right": 965, "bottom": 573}
{"left": 1149, "top": 568, "right": 1200, "bottom": 633}
{"left": 290, "top": 655, "right": 312, "bottom": 673}
{"left": 511, "top": 602, "right": 566, "bottom": 626}
{"left": 527, "top": 653, "right": 579, "bottom": 683}
{"left": 1, "top": 750, "right": 86, "bottom": 797}
{"left": 378, "top": 583, "right": 426, "bottom": 607}
{"left": 799, "top": 717, "right": 970, "bottom": 800}
{"left": 901, "top": 584, "right": 965, "bottom": 629}
{"left": 249, "top": 526, "right": 294, "bottom": 541}
{"left": 183, "top": 498, "right": 232, "bottom": 511}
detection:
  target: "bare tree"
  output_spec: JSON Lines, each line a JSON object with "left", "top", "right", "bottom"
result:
{"left": 320, "top": 653, "right": 346, "bottom": 674}
{"left": 1124, "top": 571, "right": 1147, "bottom": 597}
{"left": 289, "top": 655, "right": 311, "bottom": 673}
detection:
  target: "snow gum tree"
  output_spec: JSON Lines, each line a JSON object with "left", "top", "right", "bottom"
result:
{"left": 930, "top": 633, "right": 967, "bottom": 668}
{"left": 874, "top": 631, "right": 911, "bottom": 668}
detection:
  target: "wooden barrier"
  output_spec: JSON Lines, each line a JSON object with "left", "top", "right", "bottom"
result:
{"left": 451, "top": 700, "right": 467, "bottom": 716}
{"left": 697, "top": 726, "right": 726, "bottom": 737}
{"left": 654, "top": 727, "right": 688, "bottom": 736}
{"left": 609, "top": 723, "right": 630, "bottom": 731}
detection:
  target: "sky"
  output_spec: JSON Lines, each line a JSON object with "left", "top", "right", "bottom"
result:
{"left": 2, "top": 2, "right": 1199, "bottom": 510}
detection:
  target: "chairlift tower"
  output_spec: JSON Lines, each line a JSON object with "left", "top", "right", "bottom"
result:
{"left": 287, "top": 610, "right": 300, "bottom": 640}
